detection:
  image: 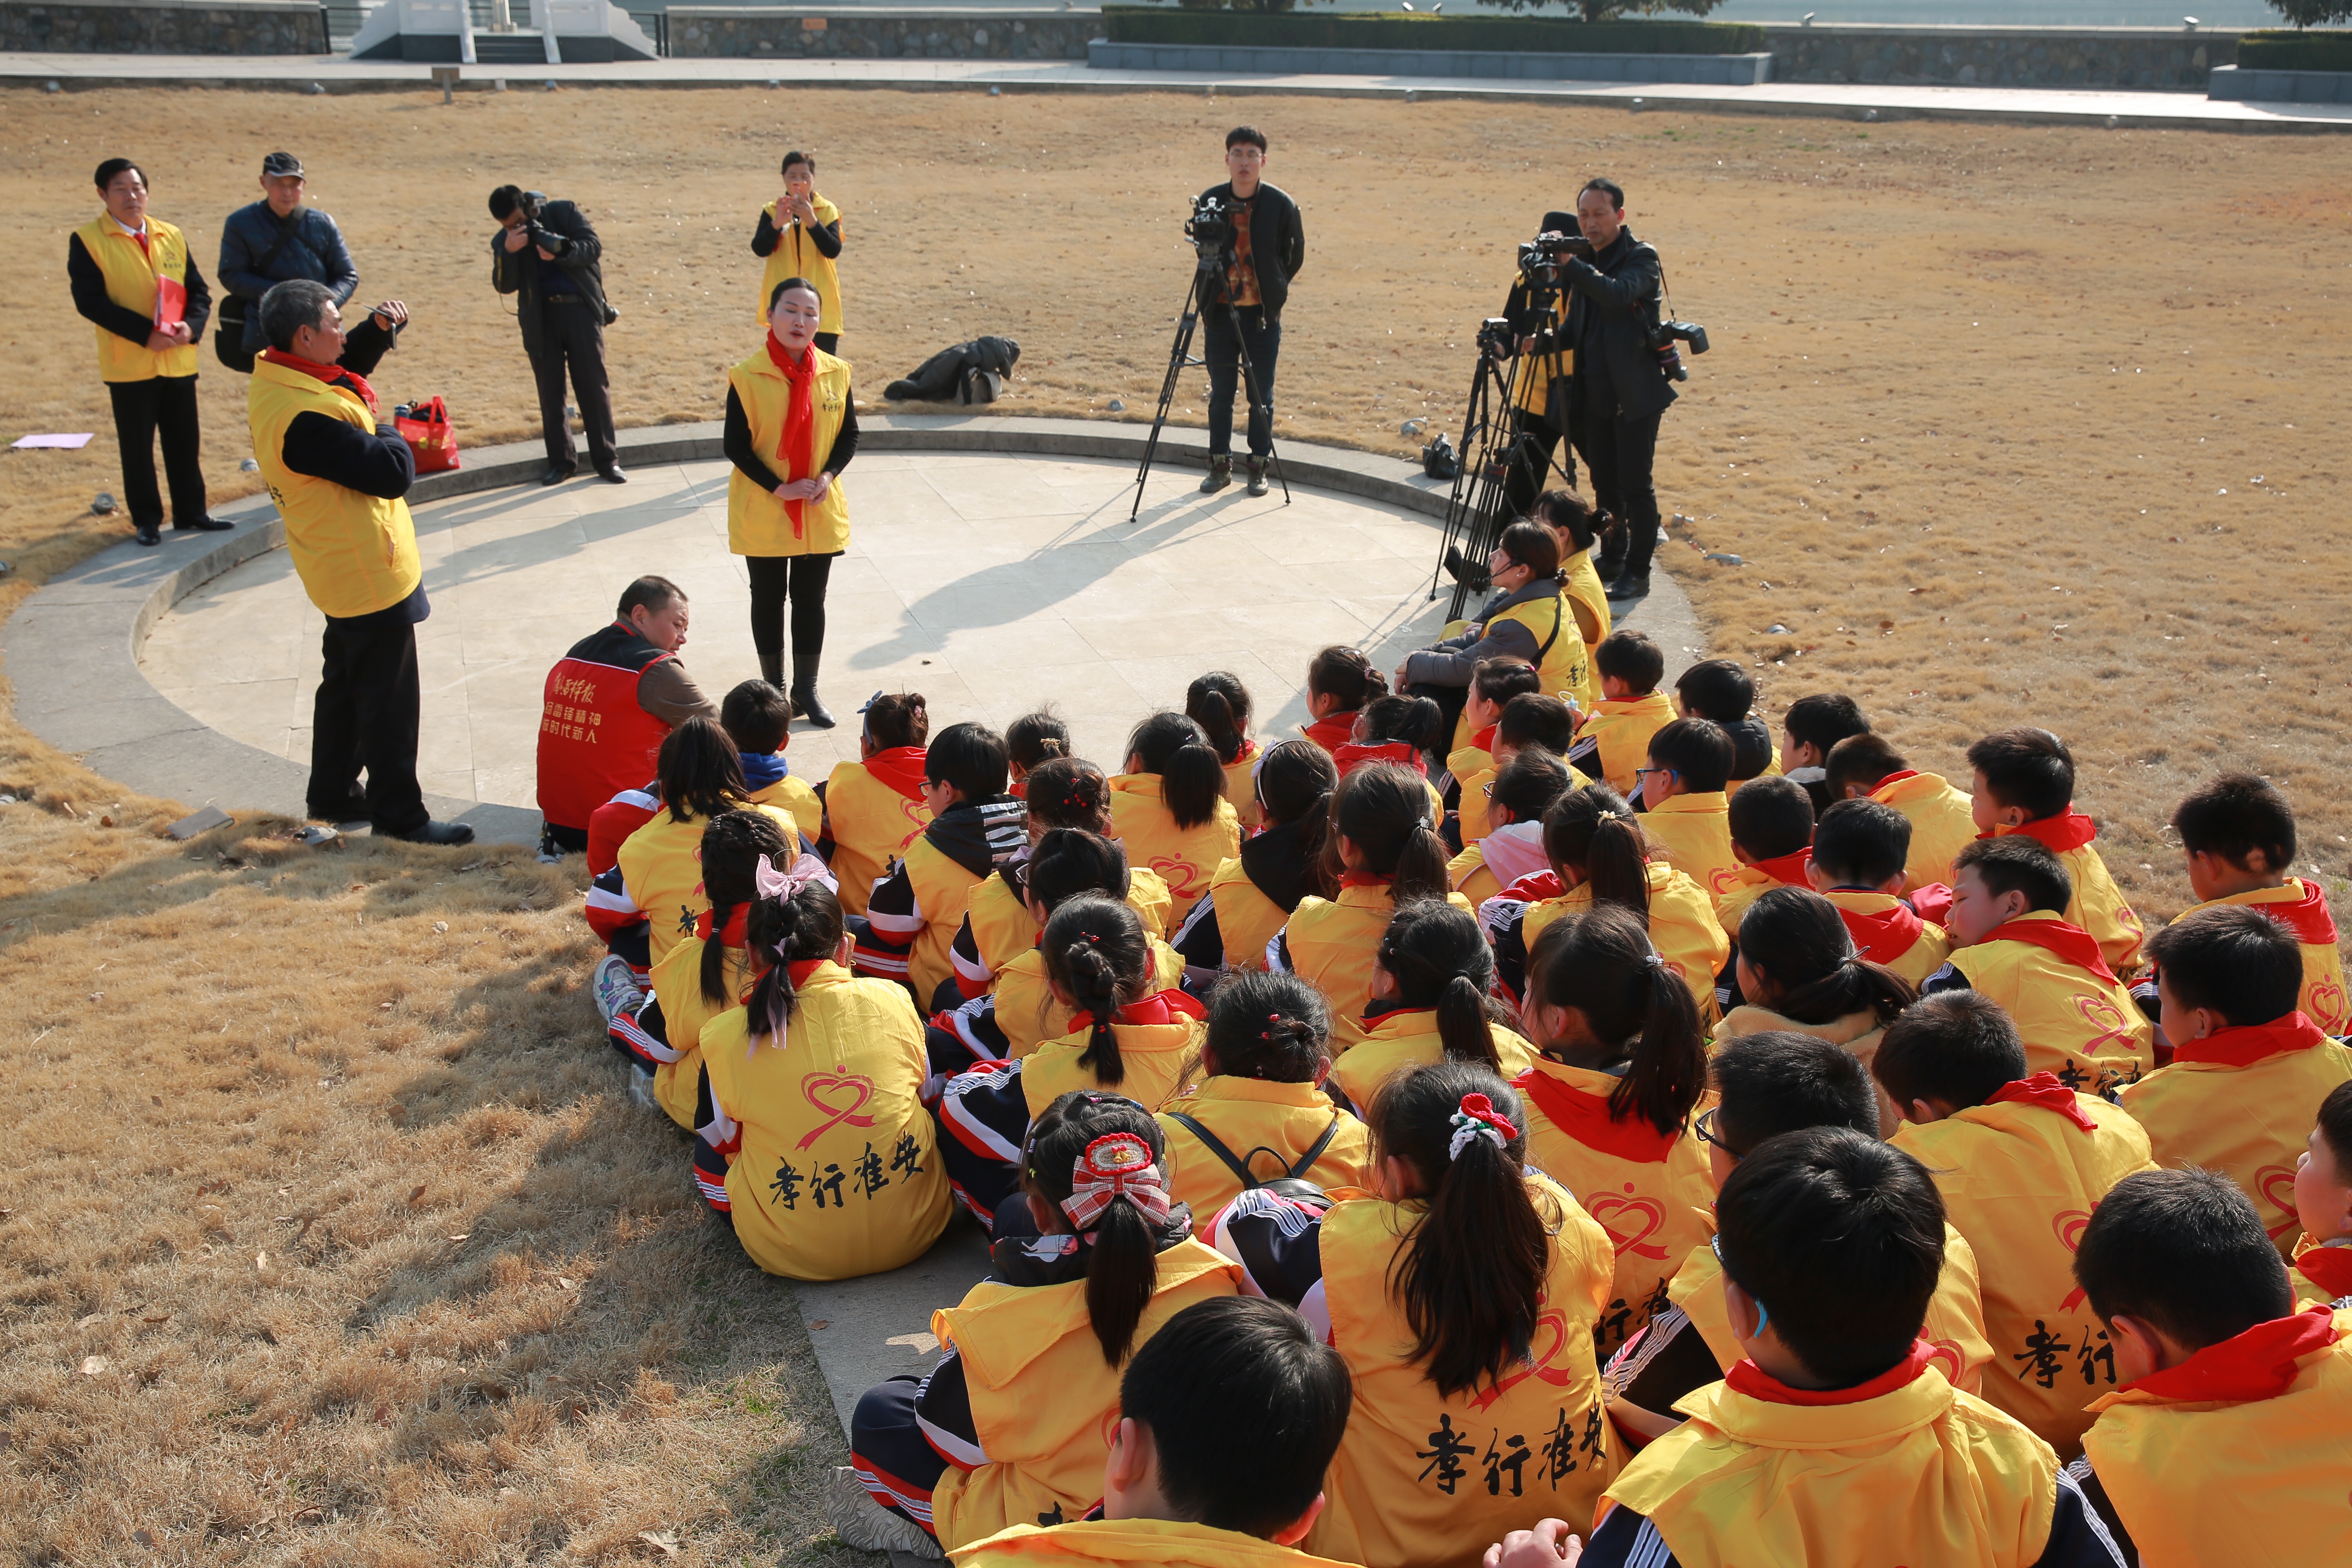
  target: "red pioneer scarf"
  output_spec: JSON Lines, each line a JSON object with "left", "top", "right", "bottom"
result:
{"left": 1985, "top": 811, "right": 2100, "bottom": 854}
{"left": 1979, "top": 916, "right": 2119, "bottom": 986}
{"left": 2125, "top": 1305, "right": 2343, "bottom": 1404}
{"left": 1513, "top": 1065, "right": 1678, "bottom": 1163}
{"left": 1835, "top": 896, "right": 1927, "bottom": 967}
{"left": 765, "top": 332, "right": 819, "bottom": 537}
{"left": 1985, "top": 1071, "right": 2098, "bottom": 1131}
{"left": 2173, "top": 1011, "right": 2327, "bottom": 1069}
{"left": 2250, "top": 881, "right": 2343, "bottom": 947}
{"left": 261, "top": 345, "right": 379, "bottom": 416}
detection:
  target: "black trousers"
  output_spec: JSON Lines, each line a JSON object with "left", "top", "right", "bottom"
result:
{"left": 530, "top": 299, "right": 619, "bottom": 474}
{"left": 107, "top": 374, "right": 208, "bottom": 533}
{"left": 1501, "top": 407, "right": 1572, "bottom": 525}
{"left": 745, "top": 552, "right": 838, "bottom": 661}
{"left": 1204, "top": 306, "right": 1281, "bottom": 459}
{"left": 1577, "top": 408, "right": 1664, "bottom": 578}
{"left": 309, "top": 609, "right": 428, "bottom": 837}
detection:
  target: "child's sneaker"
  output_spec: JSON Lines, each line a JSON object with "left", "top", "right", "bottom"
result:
{"left": 625, "top": 1065, "right": 661, "bottom": 1113}
{"left": 591, "top": 953, "right": 645, "bottom": 1025}
{"left": 824, "top": 1466, "right": 944, "bottom": 1559}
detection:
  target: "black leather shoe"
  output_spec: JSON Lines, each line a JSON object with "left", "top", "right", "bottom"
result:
{"left": 1606, "top": 572, "right": 1652, "bottom": 602}
{"left": 539, "top": 465, "right": 577, "bottom": 487}
{"left": 386, "top": 820, "right": 476, "bottom": 846}
{"left": 309, "top": 793, "right": 371, "bottom": 826}
{"left": 1443, "top": 546, "right": 1490, "bottom": 593}
{"left": 135, "top": 527, "right": 161, "bottom": 547}
{"left": 173, "top": 517, "right": 236, "bottom": 532}
{"left": 596, "top": 465, "right": 627, "bottom": 485}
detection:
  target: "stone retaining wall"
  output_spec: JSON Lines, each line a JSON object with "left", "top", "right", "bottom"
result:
{"left": 0, "top": 0, "right": 328, "bottom": 53}
{"left": 666, "top": 7, "right": 1092, "bottom": 61}
{"left": 1760, "top": 24, "right": 2237, "bottom": 89}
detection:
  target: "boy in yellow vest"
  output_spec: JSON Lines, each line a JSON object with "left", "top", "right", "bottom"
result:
{"left": 2120, "top": 905, "right": 2352, "bottom": 1257}
{"left": 1636, "top": 719, "right": 1739, "bottom": 909}
{"left": 1714, "top": 775, "right": 1815, "bottom": 938}
{"left": 1807, "top": 800, "right": 1951, "bottom": 987}
{"left": 1966, "top": 728, "right": 2143, "bottom": 975}
{"left": 1670, "top": 659, "right": 1779, "bottom": 791}
{"left": 2291, "top": 1081, "right": 2352, "bottom": 1307}
{"left": 1555, "top": 1126, "right": 2109, "bottom": 1568}
{"left": 1824, "top": 731, "right": 1977, "bottom": 894}
{"left": 862, "top": 722, "right": 1028, "bottom": 1010}
{"left": 1777, "top": 692, "right": 1870, "bottom": 814}
{"left": 720, "top": 679, "right": 822, "bottom": 843}
{"left": 2163, "top": 772, "right": 2348, "bottom": 1035}
{"left": 1449, "top": 747, "right": 1577, "bottom": 909}
{"left": 1875, "top": 993, "right": 2157, "bottom": 1457}
{"left": 1444, "top": 657, "right": 1541, "bottom": 850}
{"left": 2067, "top": 1168, "right": 2352, "bottom": 1567}
{"left": 947, "top": 1297, "right": 1354, "bottom": 1568}
{"left": 1922, "top": 837, "right": 2153, "bottom": 1098}
{"left": 1564, "top": 630, "right": 1671, "bottom": 796}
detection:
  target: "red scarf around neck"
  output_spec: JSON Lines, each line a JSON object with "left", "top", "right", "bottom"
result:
{"left": 2294, "top": 1237, "right": 2352, "bottom": 1299}
{"left": 1512, "top": 1065, "right": 1677, "bottom": 1164}
{"left": 1979, "top": 916, "right": 2118, "bottom": 985}
{"left": 1333, "top": 739, "right": 1426, "bottom": 779}
{"left": 2240, "top": 880, "right": 2341, "bottom": 947}
{"left": 261, "top": 345, "right": 379, "bottom": 416}
{"left": 2173, "top": 1011, "right": 2326, "bottom": 1069}
{"left": 694, "top": 903, "right": 752, "bottom": 946}
{"left": 863, "top": 745, "right": 929, "bottom": 804}
{"left": 1986, "top": 810, "right": 2100, "bottom": 854}
{"left": 1727, "top": 1339, "right": 1939, "bottom": 1407}
{"left": 1339, "top": 871, "right": 1395, "bottom": 891}
{"left": 1834, "top": 896, "right": 1927, "bottom": 967}
{"left": 1068, "top": 989, "right": 1208, "bottom": 1031}
{"left": 765, "top": 332, "right": 819, "bottom": 537}
{"left": 2125, "top": 1305, "right": 2342, "bottom": 1404}
{"left": 1748, "top": 849, "right": 1813, "bottom": 889}
{"left": 1985, "top": 1071, "right": 2098, "bottom": 1131}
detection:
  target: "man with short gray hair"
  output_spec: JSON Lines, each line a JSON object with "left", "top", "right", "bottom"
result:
{"left": 248, "top": 278, "right": 472, "bottom": 845}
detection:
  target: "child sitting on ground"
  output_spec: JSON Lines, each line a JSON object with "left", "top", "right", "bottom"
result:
{"left": 944, "top": 1296, "right": 1357, "bottom": 1568}
{"left": 1187, "top": 672, "right": 1263, "bottom": 834}
{"left": 1570, "top": 1127, "right": 2105, "bottom": 1568}
{"left": 1530, "top": 488, "right": 1612, "bottom": 710}
{"left": 1564, "top": 630, "right": 1671, "bottom": 797}
{"left": 1514, "top": 905, "right": 1713, "bottom": 1358}
{"left": 1778, "top": 691, "right": 1871, "bottom": 812}
{"left": 2069, "top": 1168, "right": 2352, "bottom": 1565}
{"left": 1156, "top": 971, "right": 1370, "bottom": 1221}
{"left": 1110, "top": 712, "right": 1241, "bottom": 925}
{"left": 1448, "top": 746, "right": 1575, "bottom": 908}
{"left": 1714, "top": 774, "right": 1815, "bottom": 938}
{"left": 1637, "top": 717, "right": 1740, "bottom": 907}
{"left": 1924, "top": 837, "right": 2154, "bottom": 1096}
{"left": 1824, "top": 730, "right": 1976, "bottom": 893}
{"left": 1274, "top": 761, "right": 1470, "bottom": 1051}
{"left": 1672, "top": 658, "right": 1778, "bottom": 790}
{"left": 2166, "top": 772, "right": 2348, "bottom": 1035}
{"left": 2120, "top": 904, "right": 2352, "bottom": 1256}
{"left": 1466, "top": 692, "right": 1581, "bottom": 850}
{"left": 1807, "top": 798, "right": 1953, "bottom": 985}
{"left": 2292, "top": 1081, "right": 2352, "bottom": 1307}
{"left": 1877, "top": 992, "right": 2158, "bottom": 1457}
{"left": 1967, "top": 727, "right": 2143, "bottom": 974}
{"left": 1399, "top": 521, "right": 1589, "bottom": 758}
{"left": 1175, "top": 740, "right": 1338, "bottom": 980}
{"left": 862, "top": 722, "right": 1027, "bottom": 1009}
{"left": 1605, "top": 1032, "right": 1993, "bottom": 1434}
{"left": 843, "top": 1094, "right": 1239, "bottom": 1553}
{"left": 1300, "top": 646, "right": 1385, "bottom": 755}
{"left": 721, "top": 678, "right": 822, "bottom": 842}
{"left": 692, "top": 853, "right": 952, "bottom": 1281}
{"left": 1718, "top": 888, "right": 1918, "bottom": 1078}
{"left": 1212, "top": 1063, "right": 1622, "bottom": 1567}
{"left": 824, "top": 691, "right": 932, "bottom": 918}
{"left": 1444, "top": 657, "right": 1541, "bottom": 848}
{"left": 1004, "top": 710, "right": 1069, "bottom": 798}
{"left": 1336, "top": 694, "right": 1450, "bottom": 826}
{"left": 1333, "top": 899, "right": 1540, "bottom": 1114}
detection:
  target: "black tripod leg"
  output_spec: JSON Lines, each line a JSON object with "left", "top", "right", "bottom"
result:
{"left": 1131, "top": 270, "right": 1209, "bottom": 520}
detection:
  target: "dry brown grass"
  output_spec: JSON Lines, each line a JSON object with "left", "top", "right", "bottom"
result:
{"left": 0, "top": 85, "right": 2347, "bottom": 1563}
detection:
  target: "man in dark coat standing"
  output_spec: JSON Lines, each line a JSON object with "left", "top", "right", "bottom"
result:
{"left": 1195, "top": 125, "right": 1305, "bottom": 499}
{"left": 218, "top": 151, "right": 359, "bottom": 369}
{"left": 488, "top": 185, "right": 623, "bottom": 487}
{"left": 1560, "top": 178, "right": 1676, "bottom": 602}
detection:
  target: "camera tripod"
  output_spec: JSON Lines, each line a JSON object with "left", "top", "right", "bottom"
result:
{"left": 1130, "top": 257, "right": 1292, "bottom": 520}
{"left": 1428, "top": 312, "right": 1570, "bottom": 620}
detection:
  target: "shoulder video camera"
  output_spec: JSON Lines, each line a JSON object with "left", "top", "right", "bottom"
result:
{"left": 1185, "top": 193, "right": 1237, "bottom": 272}
{"left": 1517, "top": 230, "right": 1595, "bottom": 290}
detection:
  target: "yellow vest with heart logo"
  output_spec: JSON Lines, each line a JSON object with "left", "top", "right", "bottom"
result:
{"left": 248, "top": 358, "right": 423, "bottom": 619}
{"left": 726, "top": 343, "right": 852, "bottom": 557}
{"left": 78, "top": 214, "right": 199, "bottom": 381}
{"left": 1106, "top": 774, "right": 1240, "bottom": 926}
{"left": 1281, "top": 883, "right": 1475, "bottom": 1051}
{"left": 1488, "top": 590, "right": 1592, "bottom": 718}
{"left": 1946, "top": 913, "right": 2153, "bottom": 1096}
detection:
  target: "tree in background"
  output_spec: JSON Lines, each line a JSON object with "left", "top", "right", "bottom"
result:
{"left": 2268, "top": 0, "right": 2352, "bottom": 25}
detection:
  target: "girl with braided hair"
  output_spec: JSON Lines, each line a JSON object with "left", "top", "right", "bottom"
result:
{"left": 1205, "top": 1062, "right": 1617, "bottom": 1567}
{"left": 1174, "top": 738, "right": 1336, "bottom": 980}
{"left": 1154, "top": 970, "right": 1371, "bottom": 1221}
{"left": 1330, "top": 900, "right": 1539, "bottom": 1115}
{"left": 692, "top": 851, "right": 950, "bottom": 1281}
{"left": 842, "top": 1092, "right": 1237, "bottom": 1554}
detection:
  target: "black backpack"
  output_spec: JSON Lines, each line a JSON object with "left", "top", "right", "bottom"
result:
{"left": 1161, "top": 1109, "right": 1343, "bottom": 1206}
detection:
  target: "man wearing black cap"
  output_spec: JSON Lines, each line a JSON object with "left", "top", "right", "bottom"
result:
{"left": 218, "top": 151, "right": 359, "bottom": 373}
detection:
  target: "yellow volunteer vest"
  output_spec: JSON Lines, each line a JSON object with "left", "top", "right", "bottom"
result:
{"left": 1666, "top": 1217, "right": 1994, "bottom": 1397}
{"left": 1204, "top": 856, "right": 1290, "bottom": 974}
{"left": 1155, "top": 1076, "right": 1372, "bottom": 1220}
{"left": 902, "top": 833, "right": 995, "bottom": 1007}
{"left": 1305, "top": 1175, "right": 1621, "bottom": 1568}
{"left": 1986, "top": 826, "right": 2145, "bottom": 975}
{"left": 1487, "top": 590, "right": 1592, "bottom": 715}
{"left": 1642, "top": 792, "right": 1739, "bottom": 911}
{"left": 2183, "top": 881, "right": 2350, "bottom": 1036}
{"left": 755, "top": 191, "right": 844, "bottom": 332}
{"left": 824, "top": 761, "right": 932, "bottom": 918}
{"left": 1330, "top": 1009, "right": 1541, "bottom": 1117}
{"left": 1222, "top": 744, "right": 1265, "bottom": 835}
{"left": 249, "top": 359, "right": 423, "bottom": 619}
{"left": 1891, "top": 1096, "right": 2156, "bottom": 1455}
{"left": 1518, "top": 1058, "right": 1715, "bottom": 1360}
{"left": 1449, "top": 843, "right": 1502, "bottom": 909}
{"left": 1021, "top": 1008, "right": 1207, "bottom": 1117}
{"left": 2120, "top": 1036, "right": 2352, "bottom": 1257}
{"left": 1947, "top": 913, "right": 2153, "bottom": 1096}
{"left": 1608, "top": 1365, "right": 2059, "bottom": 1568}
{"left": 646, "top": 935, "right": 749, "bottom": 1131}
{"left": 1107, "top": 774, "right": 1241, "bottom": 924}
{"left": 928, "top": 1239, "right": 1240, "bottom": 1550}
{"left": 748, "top": 771, "right": 824, "bottom": 843}
{"left": 615, "top": 804, "right": 800, "bottom": 970}
{"left": 949, "top": 1516, "right": 1361, "bottom": 1568}
{"left": 1871, "top": 771, "right": 1978, "bottom": 893}
{"left": 1282, "top": 884, "right": 1476, "bottom": 1052}
{"left": 1574, "top": 692, "right": 1675, "bottom": 796}
{"left": 1561, "top": 550, "right": 1612, "bottom": 713}
{"left": 1818, "top": 889, "right": 1954, "bottom": 988}
{"left": 726, "top": 344, "right": 853, "bottom": 557}
{"left": 989, "top": 939, "right": 1184, "bottom": 1061}
{"left": 77, "top": 214, "right": 199, "bottom": 381}
{"left": 1523, "top": 862, "right": 1730, "bottom": 1026}
{"left": 701, "top": 965, "right": 951, "bottom": 1280}
{"left": 2080, "top": 1311, "right": 2352, "bottom": 1568}
{"left": 1713, "top": 861, "right": 1801, "bottom": 941}
{"left": 1711, "top": 1005, "right": 1888, "bottom": 1077}
{"left": 967, "top": 866, "right": 1175, "bottom": 993}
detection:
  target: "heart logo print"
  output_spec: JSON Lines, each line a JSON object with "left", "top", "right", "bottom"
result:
{"left": 2074, "top": 994, "right": 2140, "bottom": 1059}
{"left": 1150, "top": 854, "right": 1200, "bottom": 901}
{"left": 797, "top": 1070, "right": 878, "bottom": 1149}
{"left": 2308, "top": 978, "right": 2349, "bottom": 1034}
{"left": 2054, "top": 1208, "right": 2094, "bottom": 1310}
{"left": 2256, "top": 1165, "right": 2301, "bottom": 1242}
{"left": 1468, "top": 1306, "right": 1579, "bottom": 1412}
{"left": 1586, "top": 1185, "right": 1669, "bottom": 1261}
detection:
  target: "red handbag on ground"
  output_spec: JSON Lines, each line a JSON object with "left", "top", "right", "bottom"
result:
{"left": 395, "top": 396, "right": 461, "bottom": 474}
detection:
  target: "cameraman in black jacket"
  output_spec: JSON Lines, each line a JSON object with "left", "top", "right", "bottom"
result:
{"left": 1558, "top": 178, "right": 1676, "bottom": 601}
{"left": 489, "top": 185, "right": 622, "bottom": 487}
{"left": 1196, "top": 126, "right": 1305, "bottom": 498}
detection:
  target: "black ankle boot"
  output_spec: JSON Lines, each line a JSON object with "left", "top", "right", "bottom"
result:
{"left": 758, "top": 651, "right": 784, "bottom": 689}
{"left": 790, "top": 655, "right": 836, "bottom": 728}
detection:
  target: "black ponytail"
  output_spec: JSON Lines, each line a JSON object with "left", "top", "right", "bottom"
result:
{"left": 697, "top": 809, "right": 795, "bottom": 1006}
{"left": 1307, "top": 646, "right": 1386, "bottom": 713}
{"left": 1324, "top": 762, "right": 1450, "bottom": 906}
{"left": 1023, "top": 1092, "right": 1170, "bottom": 1365}
{"left": 1371, "top": 1062, "right": 1550, "bottom": 1401}
{"left": 1543, "top": 784, "right": 1653, "bottom": 916}
{"left": 1378, "top": 901, "right": 1508, "bottom": 1075}
{"left": 1255, "top": 740, "right": 1339, "bottom": 902}
{"left": 1185, "top": 672, "right": 1254, "bottom": 765}
{"left": 1526, "top": 905, "right": 1706, "bottom": 1138}
{"left": 1027, "top": 828, "right": 1133, "bottom": 912}
{"left": 1203, "top": 969, "right": 1330, "bottom": 1082}
{"left": 658, "top": 716, "right": 751, "bottom": 824}
{"left": 1042, "top": 895, "right": 1152, "bottom": 1088}
{"left": 1357, "top": 693, "right": 1447, "bottom": 755}
{"left": 1128, "top": 711, "right": 1227, "bottom": 832}
{"left": 1022, "top": 757, "right": 1114, "bottom": 835}
{"left": 1007, "top": 710, "right": 1071, "bottom": 775}
{"left": 741, "top": 878, "right": 848, "bottom": 1046}
{"left": 1738, "top": 887, "right": 1918, "bottom": 1027}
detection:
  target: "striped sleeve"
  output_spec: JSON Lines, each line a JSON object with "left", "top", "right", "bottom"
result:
{"left": 864, "top": 860, "right": 924, "bottom": 942}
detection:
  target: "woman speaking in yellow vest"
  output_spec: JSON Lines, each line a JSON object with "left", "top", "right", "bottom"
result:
{"left": 751, "top": 151, "right": 844, "bottom": 351}
{"left": 725, "top": 276, "right": 857, "bottom": 728}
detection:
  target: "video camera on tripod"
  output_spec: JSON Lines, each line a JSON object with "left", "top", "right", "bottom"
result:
{"left": 1184, "top": 193, "right": 1239, "bottom": 273}
{"left": 1515, "top": 229, "right": 1595, "bottom": 292}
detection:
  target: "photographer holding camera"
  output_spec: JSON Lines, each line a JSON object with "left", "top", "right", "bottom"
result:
{"left": 489, "top": 184, "right": 622, "bottom": 487}
{"left": 1194, "top": 126, "right": 1304, "bottom": 497}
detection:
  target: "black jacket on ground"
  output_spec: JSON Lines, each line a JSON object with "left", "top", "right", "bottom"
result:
{"left": 67, "top": 232, "right": 214, "bottom": 352}
{"left": 1196, "top": 180, "right": 1305, "bottom": 320}
{"left": 1552, "top": 227, "right": 1676, "bottom": 422}
{"left": 488, "top": 198, "right": 610, "bottom": 359}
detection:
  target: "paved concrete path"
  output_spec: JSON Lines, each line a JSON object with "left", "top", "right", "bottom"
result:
{"left": 7, "top": 48, "right": 2349, "bottom": 131}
